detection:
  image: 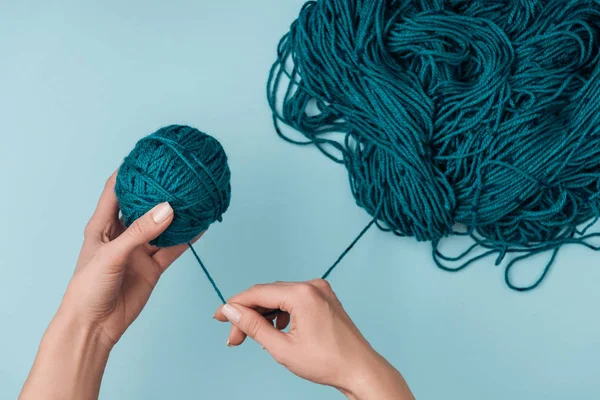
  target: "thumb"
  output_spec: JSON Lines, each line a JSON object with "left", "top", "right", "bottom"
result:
{"left": 109, "top": 202, "right": 174, "bottom": 256}
{"left": 221, "top": 303, "right": 289, "bottom": 353}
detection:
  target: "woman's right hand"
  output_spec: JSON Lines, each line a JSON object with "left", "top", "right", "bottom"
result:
{"left": 214, "top": 280, "right": 414, "bottom": 400}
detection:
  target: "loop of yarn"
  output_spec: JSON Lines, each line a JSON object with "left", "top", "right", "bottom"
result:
{"left": 115, "top": 125, "right": 231, "bottom": 247}
{"left": 268, "top": 0, "right": 600, "bottom": 290}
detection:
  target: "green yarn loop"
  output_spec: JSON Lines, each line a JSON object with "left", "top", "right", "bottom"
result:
{"left": 268, "top": 0, "right": 600, "bottom": 291}
{"left": 115, "top": 125, "right": 231, "bottom": 247}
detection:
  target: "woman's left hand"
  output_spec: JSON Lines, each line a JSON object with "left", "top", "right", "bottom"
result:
{"left": 62, "top": 170, "right": 196, "bottom": 348}
{"left": 21, "top": 171, "right": 196, "bottom": 400}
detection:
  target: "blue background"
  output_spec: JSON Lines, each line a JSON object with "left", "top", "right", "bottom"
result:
{"left": 2, "top": 1, "right": 600, "bottom": 399}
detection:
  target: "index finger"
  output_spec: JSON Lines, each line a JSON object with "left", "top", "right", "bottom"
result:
{"left": 214, "top": 282, "right": 295, "bottom": 322}
{"left": 85, "top": 171, "right": 120, "bottom": 239}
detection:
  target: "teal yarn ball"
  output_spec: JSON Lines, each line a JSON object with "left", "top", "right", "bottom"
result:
{"left": 268, "top": 0, "right": 600, "bottom": 290}
{"left": 115, "top": 125, "right": 231, "bottom": 247}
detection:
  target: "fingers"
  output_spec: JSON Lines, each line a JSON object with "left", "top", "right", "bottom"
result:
{"left": 225, "top": 308, "right": 284, "bottom": 347}
{"left": 308, "top": 278, "right": 333, "bottom": 293}
{"left": 221, "top": 303, "right": 289, "bottom": 352}
{"left": 152, "top": 232, "right": 205, "bottom": 272}
{"left": 106, "top": 202, "right": 174, "bottom": 260}
{"left": 214, "top": 282, "right": 294, "bottom": 322}
{"left": 84, "top": 171, "right": 120, "bottom": 241}
{"left": 214, "top": 281, "right": 331, "bottom": 322}
{"left": 215, "top": 281, "right": 324, "bottom": 351}
{"left": 214, "top": 304, "right": 271, "bottom": 323}
{"left": 227, "top": 325, "right": 247, "bottom": 347}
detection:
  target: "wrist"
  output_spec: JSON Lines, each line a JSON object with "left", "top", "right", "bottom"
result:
{"left": 20, "top": 307, "right": 112, "bottom": 400}
{"left": 55, "top": 294, "right": 116, "bottom": 351}
{"left": 337, "top": 348, "right": 381, "bottom": 399}
{"left": 339, "top": 348, "right": 414, "bottom": 400}
{"left": 52, "top": 305, "right": 114, "bottom": 354}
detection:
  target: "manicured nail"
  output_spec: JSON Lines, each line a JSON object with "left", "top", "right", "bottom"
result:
{"left": 222, "top": 304, "right": 241, "bottom": 324}
{"left": 227, "top": 338, "right": 232, "bottom": 347}
{"left": 152, "top": 202, "right": 173, "bottom": 224}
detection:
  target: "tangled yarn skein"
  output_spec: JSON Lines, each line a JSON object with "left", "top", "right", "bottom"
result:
{"left": 268, "top": 0, "right": 600, "bottom": 290}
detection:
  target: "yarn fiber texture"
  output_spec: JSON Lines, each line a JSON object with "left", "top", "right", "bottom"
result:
{"left": 268, "top": 0, "right": 600, "bottom": 290}
{"left": 115, "top": 125, "right": 231, "bottom": 247}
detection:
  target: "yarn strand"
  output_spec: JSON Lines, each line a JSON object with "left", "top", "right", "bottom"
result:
{"left": 322, "top": 216, "right": 378, "bottom": 279}
{"left": 190, "top": 216, "right": 378, "bottom": 306}
{"left": 188, "top": 242, "right": 227, "bottom": 304}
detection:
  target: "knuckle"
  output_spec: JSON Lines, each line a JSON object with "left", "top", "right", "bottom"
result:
{"left": 245, "top": 317, "right": 262, "bottom": 339}
{"left": 296, "top": 282, "right": 320, "bottom": 299}
{"left": 127, "top": 220, "right": 146, "bottom": 239}
{"left": 250, "top": 283, "right": 265, "bottom": 292}
{"left": 312, "top": 278, "right": 332, "bottom": 292}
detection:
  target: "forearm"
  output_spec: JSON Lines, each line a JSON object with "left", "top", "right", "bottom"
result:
{"left": 20, "top": 307, "right": 112, "bottom": 400}
{"left": 341, "top": 350, "right": 414, "bottom": 400}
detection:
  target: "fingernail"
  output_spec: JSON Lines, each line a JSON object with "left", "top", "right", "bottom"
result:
{"left": 152, "top": 202, "right": 173, "bottom": 224}
{"left": 222, "top": 304, "right": 241, "bottom": 324}
{"left": 226, "top": 338, "right": 232, "bottom": 347}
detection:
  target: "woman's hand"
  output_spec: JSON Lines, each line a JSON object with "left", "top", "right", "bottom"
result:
{"left": 63, "top": 171, "right": 194, "bottom": 347}
{"left": 214, "top": 280, "right": 414, "bottom": 400}
{"left": 20, "top": 171, "right": 192, "bottom": 400}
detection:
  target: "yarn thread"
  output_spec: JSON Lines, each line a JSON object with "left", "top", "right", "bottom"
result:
{"left": 188, "top": 242, "right": 227, "bottom": 304}
{"left": 191, "top": 215, "right": 378, "bottom": 307}
{"left": 267, "top": 0, "right": 600, "bottom": 291}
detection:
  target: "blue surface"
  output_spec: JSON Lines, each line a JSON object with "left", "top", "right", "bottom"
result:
{"left": 2, "top": 1, "right": 600, "bottom": 399}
